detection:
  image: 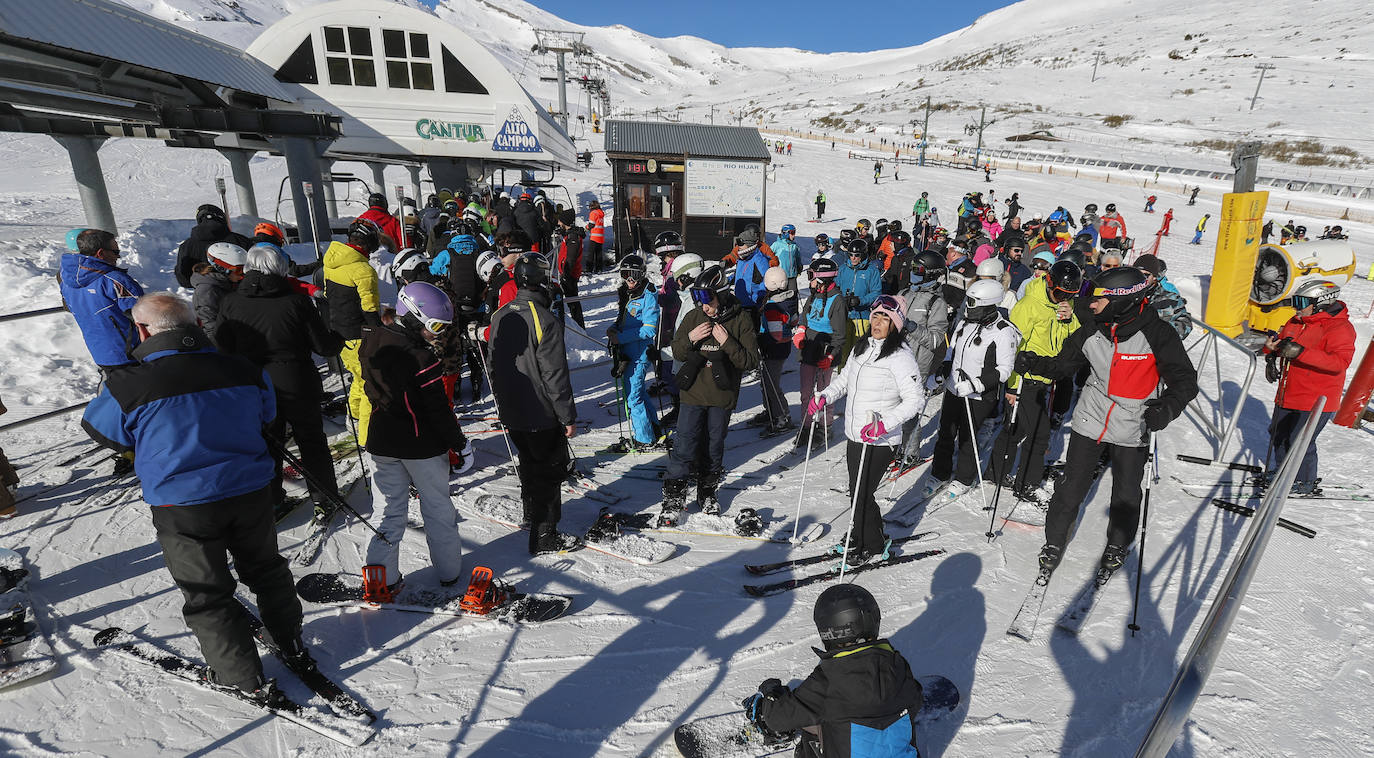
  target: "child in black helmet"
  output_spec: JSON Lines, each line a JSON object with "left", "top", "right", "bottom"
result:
{"left": 743, "top": 584, "right": 924, "bottom": 758}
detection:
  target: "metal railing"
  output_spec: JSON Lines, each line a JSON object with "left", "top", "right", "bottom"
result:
{"left": 1181, "top": 316, "right": 1258, "bottom": 461}
{"left": 1135, "top": 396, "right": 1326, "bottom": 757}
{"left": 0, "top": 305, "right": 66, "bottom": 324}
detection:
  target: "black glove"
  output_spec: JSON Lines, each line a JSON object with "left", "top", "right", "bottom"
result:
{"left": 758, "top": 678, "right": 788, "bottom": 700}
{"left": 1143, "top": 398, "right": 1170, "bottom": 432}
{"left": 845, "top": 294, "right": 861, "bottom": 311}
{"left": 1275, "top": 337, "right": 1304, "bottom": 361}
{"left": 1265, "top": 353, "right": 1282, "bottom": 384}
{"left": 1014, "top": 350, "right": 1037, "bottom": 376}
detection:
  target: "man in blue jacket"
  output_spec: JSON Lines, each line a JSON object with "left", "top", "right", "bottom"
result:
{"left": 772, "top": 224, "right": 803, "bottom": 300}
{"left": 607, "top": 255, "right": 661, "bottom": 452}
{"left": 58, "top": 229, "right": 145, "bottom": 371}
{"left": 836, "top": 238, "right": 883, "bottom": 366}
{"left": 81, "top": 292, "right": 310, "bottom": 705}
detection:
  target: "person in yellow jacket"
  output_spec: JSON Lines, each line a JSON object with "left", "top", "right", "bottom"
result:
{"left": 325, "top": 219, "right": 384, "bottom": 444}
{"left": 983, "top": 259, "right": 1083, "bottom": 503}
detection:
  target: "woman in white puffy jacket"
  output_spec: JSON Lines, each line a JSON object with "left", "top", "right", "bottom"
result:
{"left": 808, "top": 294, "right": 925, "bottom": 566}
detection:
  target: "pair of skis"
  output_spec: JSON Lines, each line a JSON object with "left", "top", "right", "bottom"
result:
{"left": 742, "top": 533, "right": 945, "bottom": 597}
{"left": 1006, "top": 548, "right": 1134, "bottom": 641}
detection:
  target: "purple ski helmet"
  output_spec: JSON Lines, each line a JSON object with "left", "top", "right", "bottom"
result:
{"left": 396, "top": 281, "right": 453, "bottom": 334}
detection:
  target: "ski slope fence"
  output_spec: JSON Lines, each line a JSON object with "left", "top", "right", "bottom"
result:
{"left": 1179, "top": 316, "right": 1259, "bottom": 461}
{"left": 1134, "top": 396, "right": 1327, "bottom": 756}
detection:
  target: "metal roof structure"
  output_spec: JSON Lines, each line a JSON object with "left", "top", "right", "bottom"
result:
{"left": 0, "top": 0, "right": 295, "bottom": 103}
{"left": 604, "top": 120, "right": 771, "bottom": 162}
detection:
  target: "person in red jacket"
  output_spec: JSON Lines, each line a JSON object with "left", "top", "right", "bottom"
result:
{"left": 358, "top": 193, "right": 404, "bottom": 251}
{"left": 1261, "top": 280, "right": 1355, "bottom": 494}
{"left": 1160, "top": 208, "right": 1174, "bottom": 237}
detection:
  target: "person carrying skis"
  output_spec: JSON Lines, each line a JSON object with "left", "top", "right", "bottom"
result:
{"left": 82, "top": 292, "right": 311, "bottom": 704}
{"left": 743, "top": 584, "right": 925, "bottom": 758}
{"left": 757, "top": 268, "right": 798, "bottom": 437}
{"left": 1258, "top": 280, "right": 1354, "bottom": 495}
{"left": 59, "top": 228, "right": 145, "bottom": 373}
{"left": 894, "top": 250, "right": 950, "bottom": 470}
{"left": 661, "top": 266, "right": 759, "bottom": 524}
{"left": 809, "top": 295, "right": 925, "bottom": 568}
{"left": 836, "top": 238, "right": 883, "bottom": 366}
{"left": 357, "top": 281, "right": 467, "bottom": 593}
{"left": 489, "top": 253, "right": 583, "bottom": 553}
{"left": 815, "top": 190, "right": 827, "bottom": 221}
{"left": 795, "top": 257, "right": 847, "bottom": 448}
{"left": 607, "top": 255, "right": 662, "bottom": 452}
{"left": 216, "top": 247, "right": 344, "bottom": 522}
{"left": 1014, "top": 266, "right": 1197, "bottom": 581}
{"left": 984, "top": 260, "right": 1082, "bottom": 505}
{"left": 914, "top": 280, "right": 1020, "bottom": 506}
{"left": 325, "top": 219, "right": 384, "bottom": 445}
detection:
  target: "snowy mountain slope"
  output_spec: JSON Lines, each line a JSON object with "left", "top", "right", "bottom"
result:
{"left": 101, "top": 0, "right": 1374, "bottom": 173}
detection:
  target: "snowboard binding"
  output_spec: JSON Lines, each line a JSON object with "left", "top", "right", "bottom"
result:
{"left": 458, "top": 566, "right": 510, "bottom": 616}
{"left": 734, "top": 508, "right": 763, "bottom": 538}
{"left": 360, "top": 565, "right": 398, "bottom": 604}
{"left": 0, "top": 603, "right": 27, "bottom": 647}
{"left": 585, "top": 508, "right": 622, "bottom": 544}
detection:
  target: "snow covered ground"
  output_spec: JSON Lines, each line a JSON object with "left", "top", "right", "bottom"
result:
{"left": 2, "top": 128, "right": 1373, "bottom": 756}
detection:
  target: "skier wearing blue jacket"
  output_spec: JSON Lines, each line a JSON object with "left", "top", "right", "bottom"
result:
{"left": 58, "top": 229, "right": 145, "bottom": 371}
{"left": 733, "top": 236, "right": 773, "bottom": 315}
{"left": 773, "top": 224, "right": 803, "bottom": 295}
{"left": 607, "top": 254, "right": 661, "bottom": 452}
{"left": 836, "top": 238, "right": 883, "bottom": 366}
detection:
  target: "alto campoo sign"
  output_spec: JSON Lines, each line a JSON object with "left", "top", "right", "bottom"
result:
{"left": 492, "top": 107, "right": 542, "bottom": 153}
{"left": 415, "top": 119, "right": 486, "bottom": 142}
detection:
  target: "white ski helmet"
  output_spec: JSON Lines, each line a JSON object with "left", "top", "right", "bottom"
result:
{"left": 965, "top": 278, "right": 1005, "bottom": 308}
{"left": 975, "top": 258, "right": 1005, "bottom": 279}
{"left": 669, "top": 252, "right": 704, "bottom": 285}
{"left": 763, "top": 266, "right": 788, "bottom": 292}
{"left": 206, "top": 242, "right": 248, "bottom": 271}
{"left": 476, "top": 249, "right": 502, "bottom": 282}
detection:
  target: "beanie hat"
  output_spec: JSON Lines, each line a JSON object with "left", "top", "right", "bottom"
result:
{"left": 870, "top": 294, "right": 907, "bottom": 330}
{"left": 1134, "top": 253, "right": 1164, "bottom": 276}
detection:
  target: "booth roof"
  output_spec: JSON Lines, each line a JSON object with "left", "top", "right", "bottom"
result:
{"left": 604, "top": 120, "right": 772, "bottom": 162}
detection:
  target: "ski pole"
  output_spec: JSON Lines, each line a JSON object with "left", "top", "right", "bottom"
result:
{"left": 612, "top": 358, "right": 628, "bottom": 445}
{"left": 839, "top": 411, "right": 876, "bottom": 580}
{"left": 758, "top": 359, "right": 783, "bottom": 428}
{"left": 985, "top": 382, "right": 1024, "bottom": 541}
{"left": 471, "top": 337, "right": 517, "bottom": 468}
{"left": 332, "top": 357, "right": 371, "bottom": 489}
{"left": 961, "top": 387, "right": 991, "bottom": 517}
{"left": 791, "top": 409, "right": 820, "bottom": 544}
{"left": 1128, "top": 431, "right": 1157, "bottom": 637}
{"left": 267, "top": 436, "right": 391, "bottom": 545}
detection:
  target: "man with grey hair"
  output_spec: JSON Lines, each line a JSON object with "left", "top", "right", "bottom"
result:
{"left": 82, "top": 292, "right": 311, "bottom": 705}
{"left": 219, "top": 248, "right": 344, "bottom": 519}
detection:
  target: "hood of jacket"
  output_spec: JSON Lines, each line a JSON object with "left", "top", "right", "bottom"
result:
{"left": 447, "top": 234, "right": 477, "bottom": 256}
{"left": 131, "top": 325, "right": 213, "bottom": 362}
{"left": 235, "top": 270, "right": 291, "bottom": 298}
{"left": 191, "top": 218, "right": 232, "bottom": 242}
{"left": 60, "top": 252, "right": 124, "bottom": 288}
{"left": 324, "top": 240, "right": 368, "bottom": 270}
{"left": 190, "top": 265, "right": 232, "bottom": 289}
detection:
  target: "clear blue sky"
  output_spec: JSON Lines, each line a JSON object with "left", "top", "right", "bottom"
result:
{"left": 515, "top": 1, "right": 1018, "bottom": 53}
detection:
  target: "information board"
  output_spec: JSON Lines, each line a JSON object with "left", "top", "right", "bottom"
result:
{"left": 685, "top": 159, "right": 764, "bottom": 217}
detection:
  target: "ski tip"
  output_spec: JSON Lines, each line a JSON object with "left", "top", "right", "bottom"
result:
{"left": 93, "top": 627, "right": 126, "bottom": 646}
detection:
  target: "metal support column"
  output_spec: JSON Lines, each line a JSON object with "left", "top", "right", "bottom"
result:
{"left": 216, "top": 148, "right": 259, "bottom": 218}
{"left": 53, "top": 135, "right": 117, "bottom": 234}
{"left": 556, "top": 51, "right": 569, "bottom": 131}
{"left": 368, "top": 162, "right": 387, "bottom": 196}
{"left": 276, "top": 136, "right": 333, "bottom": 254}
{"left": 320, "top": 159, "right": 339, "bottom": 218}
{"left": 406, "top": 165, "right": 423, "bottom": 204}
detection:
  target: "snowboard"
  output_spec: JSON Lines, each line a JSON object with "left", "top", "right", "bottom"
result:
{"left": 0, "top": 548, "right": 58, "bottom": 690}
{"left": 673, "top": 675, "right": 960, "bottom": 758}
{"left": 295, "top": 569, "right": 570, "bottom": 624}
{"left": 464, "top": 492, "right": 676, "bottom": 565}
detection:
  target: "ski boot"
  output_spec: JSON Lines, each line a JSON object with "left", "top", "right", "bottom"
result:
{"left": 450, "top": 439, "right": 475, "bottom": 475}
{"left": 530, "top": 525, "right": 582, "bottom": 556}
{"left": 607, "top": 437, "right": 655, "bottom": 454}
{"left": 275, "top": 633, "right": 319, "bottom": 676}
{"left": 697, "top": 471, "right": 722, "bottom": 516}
{"left": 1290, "top": 478, "right": 1322, "bottom": 496}
{"left": 310, "top": 500, "right": 336, "bottom": 526}
{"left": 761, "top": 416, "right": 797, "bottom": 438}
{"left": 745, "top": 410, "right": 771, "bottom": 427}
{"left": 0, "top": 603, "right": 27, "bottom": 646}
{"left": 1098, "top": 544, "right": 1128, "bottom": 583}
{"left": 1037, "top": 544, "right": 1063, "bottom": 585}
{"left": 1, "top": 564, "right": 28, "bottom": 595}
{"left": 733, "top": 508, "right": 764, "bottom": 538}
{"left": 361, "top": 565, "right": 401, "bottom": 604}
{"left": 320, "top": 395, "right": 348, "bottom": 418}
{"left": 1243, "top": 471, "right": 1272, "bottom": 490}
{"left": 112, "top": 451, "right": 135, "bottom": 479}
{"left": 584, "top": 508, "right": 622, "bottom": 544}
{"left": 659, "top": 405, "right": 679, "bottom": 428}
{"left": 657, "top": 478, "right": 689, "bottom": 527}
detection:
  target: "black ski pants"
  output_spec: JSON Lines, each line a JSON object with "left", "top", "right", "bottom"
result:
{"left": 845, "top": 440, "right": 896, "bottom": 556}
{"left": 268, "top": 393, "right": 335, "bottom": 505}
{"left": 509, "top": 427, "right": 569, "bottom": 547}
{"left": 561, "top": 276, "right": 585, "bottom": 328}
{"left": 1044, "top": 431, "right": 1148, "bottom": 551}
{"left": 149, "top": 485, "right": 303, "bottom": 691}
{"left": 985, "top": 379, "right": 1054, "bottom": 490}
{"left": 666, "top": 404, "right": 730, "bottom": 483}
{"left": 931, "top": 392, "right": 997, "bottom": 486}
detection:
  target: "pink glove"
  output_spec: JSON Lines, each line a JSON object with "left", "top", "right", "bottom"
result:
{"left": 807, "top": 396, "right": 827, "bottom": 416}
{"left": 792, "top": 328, "right": 805, "bottom": 349}
{"left": 860, "top": 419, "right": 887, "bottom": 443}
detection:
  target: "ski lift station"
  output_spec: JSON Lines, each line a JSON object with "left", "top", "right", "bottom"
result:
{"left": 0, "top": 0, "right": 579, "bottom": 243}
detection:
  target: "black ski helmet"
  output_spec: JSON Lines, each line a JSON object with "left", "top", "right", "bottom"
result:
{"left": 1088, "top": 266, "right": 1151, "bottom": 323}
{"left": 693, "top": 264, "right": 729, "bottom": 295}
{"left": 619, "top": 254, "right": 648, "bottom": 280}
{"left": 888, "top": 219, "right": 903, "bottom": 232}
{"left": 890, "top": 230, "right": 912, "bottom": 250}
{"left": 838, "top": 228, "right": 857, "bottom": 243}
{"left": 1047, "top": 260, "right": 1082, "bottom": 301}
{"left": 653, "top": 230, "right": 685, "bottom": 256}
{"left": 856, "top": 218, "right": 871, "bottom": 233}
{"left": 1057, "top": 249, "right": 1087, "bottom": 269}
{"left": 814, "top": 233, "right": 832, "bottom": 250}
{"left": 1104, "top": 203, "right": 1117, "bottom": 213}
{"left": 1084, "top": 203, "right": 1098, "bottom": 213}
{"left": 912, "top": 250, "right": 946, "bottom": 282}
{"left": 367, "top": 192, "right": 388, "bottom": 210}
{"left": 809, "top": 257, "right": 839, "bottom": 276}
{"left": 846, "top": 238, "right": 871, "bottom": 262}
{"left": 195, "top": 204, "right": 227, "bottom": 225}
{"left": 814, "top": 584, "right": 881, "bottom": 651}
{"left": 347, "top": 218, "right": 381, "bottom": 252}
{"left": 512, "top": 252, "right": 551, "bottom": 290}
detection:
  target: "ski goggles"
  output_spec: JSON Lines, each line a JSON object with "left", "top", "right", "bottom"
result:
{"left": 1031, "top": 258, "right": 1052, "bottom": 271}
{"left": 871, "top": 295, "right": 902, "bottom": 311}
{"left": 397, "top": 294, "right": 452, "bottom": 335}
{"left": 690, "top": 286, "right": 717, "bottom": 305}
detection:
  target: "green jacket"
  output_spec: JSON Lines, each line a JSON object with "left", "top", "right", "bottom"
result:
{"left": 1007, "top": 277, "right": 1080, "bottom": 388}
{"left": 913, "top": 197, "right": 930, "bottom": 217}
{"left": 671, "top": 296, "right": 759, "bottom": 409}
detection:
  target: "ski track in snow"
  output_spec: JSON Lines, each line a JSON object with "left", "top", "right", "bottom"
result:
{"left": 3, "top": 81, "right": 1374, "bottom": 754}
